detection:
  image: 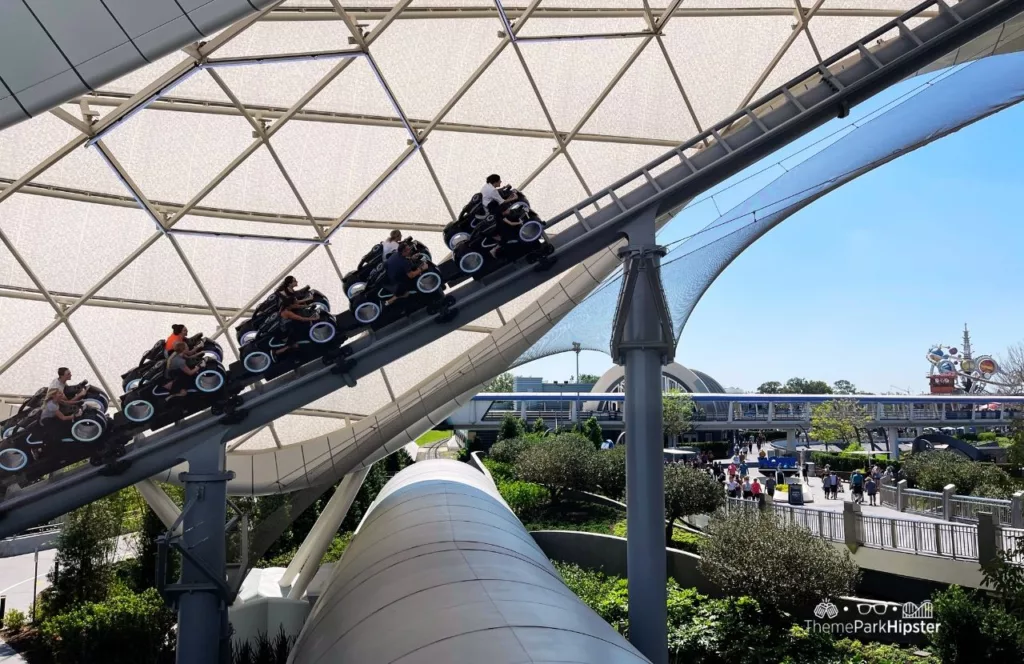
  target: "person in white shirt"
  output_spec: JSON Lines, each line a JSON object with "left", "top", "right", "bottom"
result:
{"left": 481, "top": 174, "right": 516, "bottom": 211}
{"left": 381, "top": 230, "right": 403, "bottom": 259}
{"left": 481, "top": 174, "right": 523, "bottom": 258}
{"left": 49, "top": 367, "right": 85, "bottom": 404}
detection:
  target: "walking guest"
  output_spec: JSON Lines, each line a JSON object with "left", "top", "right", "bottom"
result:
{"left": 865, "top": 476, "right": 878, "bottom": 506}
{"left": 742, "top": 477, "right": 752, "bottom": 499}
{"left": 851, "top": 469, "right": 864, "bottom": 504}
{"left": 764, "top": 474, "right": 777, "bottom": 499}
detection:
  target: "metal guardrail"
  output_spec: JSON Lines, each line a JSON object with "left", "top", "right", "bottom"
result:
{"left": 724, "top": 496, "right": 1019, "bottom": 563}
{"left": 903, "top": 489, "right": 944, "bottom": 519}
{"left": 878, "top": 477, "right": 1021, "bottom": 526}
{"left": 951, "top": 494, "right": 1014, "bottom": 525}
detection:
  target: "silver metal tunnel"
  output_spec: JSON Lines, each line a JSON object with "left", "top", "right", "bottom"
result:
{"left": 288, "top": 459, "right": 650, "bottom": 664}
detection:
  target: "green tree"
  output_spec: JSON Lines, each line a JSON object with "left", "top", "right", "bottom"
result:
{"left": 832, "top": 379, "right": 858, "bottom": 395}
{"left": 482, "top": 372, "right": 514, "bottom": 393}
{"left": 1007, "top": 419, "right": 1024, "bottom": 466}
{"left": 497, "top": 413, "right": 527, "bottom": 441}
{"left": 757, "top": 381, "right": 783, "bottom": 394}
{"left": 931, "top": 585, "right": 1024, "bottom": 663}
{"left": 490, "top": 435, "right": 542, "bottom": 465}
{"left": 531, "top": 417, "right": 548, "bottom": 435}
{"left": 577, "top": 373, "right": 601, "bottom": 384}
{"left": 580, "top": 416, "right": 604, "bottom": 449}
{"left": 699, "top": 510, "right": 860, "bottom": 614}
{"left": 901, "top": 451, "right": 1013, "bottom": 496}
{"left": 810, "top": 399, "right": 872, "bottom": 446}
{"left": 594, "top": 446, "right": 626, "bottom": 501}
{"left": 663, "top": 390, "right": 694, "bottom": 442}
{"left": 45, "top": 491, "right": 136, "bottom": 617}
{"left": 663, "top": 464, "right": 724, "bottom": 541}
{"left": 515, "top": 434, "right": 596, "bottom": 504}
{"left": 780, "top": 377, "right": 833, "bottom": 394}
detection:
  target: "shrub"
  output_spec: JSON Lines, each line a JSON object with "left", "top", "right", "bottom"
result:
{"left": 515, "top": 434, "right": 596, "bottom": 503}
{"left": 593, "top": 446, "right": 626, "bottom": 500}
{"left": 931, "top": 585, "right": 1024, "bottom": 662}
{"left": 231, "top": 626, "right": 295, "bottom": 664}
{"left": 41, "top": 588, "right": 175, "bottom": 664}
{"left": 682, "top": 441, "right": 730, "bottom": 459}
{"left": 489, "top": 436, "right": 541, "bottom": 465}
{"left": 901, "top": 451, "right": 1013, "bottom": 496}
{"left": 612, "top": 520, "right": 705, "bottom": 554}
{"left": 482, "top": 457, "right": 516, "bottom": 483}
{"left": 531, "top": 417, "right": 548, "bottom": 435}
{"left": 699, "top": 510, "right": 859, "bottom": 614}
{"left": 497, "top": 481, "right": 549, "bottom": 517}
{"left": 580, "top": 416, "right": 604, "bottom": 448}
{"left": 669, "top": 530, "right": 705, "bottom": 554}
{"left": 832, "top": 639, "right": 940, "bottom": 663}
{"left": 3, "top": 608, "right": 26, "bottom": 633}
{"left": 664, "top": 464, "right": 724, "bottom": 540}
{"left": 497, "top": 413, "right": 527, "bottom": 441}
{"left": 978, "top": 432, "right": 998, "bottom": 442}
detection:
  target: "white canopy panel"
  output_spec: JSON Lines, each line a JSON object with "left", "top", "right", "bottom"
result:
{"left": 0, "top": 1, "right": 1020, "bottom": 452}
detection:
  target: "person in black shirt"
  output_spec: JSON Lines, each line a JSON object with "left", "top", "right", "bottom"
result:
{"left": 384, "top": 243, "right": 427, "bottom": 305}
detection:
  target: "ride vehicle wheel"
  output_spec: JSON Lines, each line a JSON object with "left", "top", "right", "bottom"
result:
{"left": 309, "top": 318, "right": 337, "bottom": 344}
{"left": 0, "top": 445, "right": 28, "bottom": 473}
{"left": 123, "top": 398, "right": 155, "bottom": 423}
{"left": 352, "top": 300, "right": 381, "bottom": 325}
{"left": 242, "top": 348, "right": 272, "bottom": 374}
{"left": 194, "top": 365, "right": 227, "bottom": 393}
{"left": 457, "top": 249, "right": 485, "bottom": 275}
{"left": 71, "top": 411, "right": 107, "bottom": 443}
{"left": 346, "top": 281, "right": 366, "bottom": 299}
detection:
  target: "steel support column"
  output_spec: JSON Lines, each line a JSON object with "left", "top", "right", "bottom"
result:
{"left": 610, "top": 208, "right": 674, "bottom": 664}
{"left": 173, "top": 441, "right": 234, "bottom": 664}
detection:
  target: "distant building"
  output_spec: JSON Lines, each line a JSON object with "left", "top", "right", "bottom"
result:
{"left": 513, "top": 376, "right": 596, "bottom": 412}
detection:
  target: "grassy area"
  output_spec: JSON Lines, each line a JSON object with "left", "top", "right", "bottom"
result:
{"left": 415, "top": 429, "right": 452, "bottom": 446}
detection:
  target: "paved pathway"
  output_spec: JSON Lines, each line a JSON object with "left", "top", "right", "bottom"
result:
{"left": 0, "top": 640, "right": 27, "bottom": 663}
{"left": 724, "top": 448, "right": 947, "bottom": 525}
{"left": 0, "top": 547, "right": 55, "bottom": 615}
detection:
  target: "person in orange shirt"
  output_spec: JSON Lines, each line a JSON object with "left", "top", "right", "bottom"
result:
{"left": 164, "top": 325, "right": 204, "bottom": 359}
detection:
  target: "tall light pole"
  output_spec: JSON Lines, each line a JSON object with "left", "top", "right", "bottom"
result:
{"left": 572, "top": 341, "right": 582, "bottom": 423}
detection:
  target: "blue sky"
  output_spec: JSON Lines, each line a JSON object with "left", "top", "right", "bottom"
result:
{"left": 517, "top": 69, "right": 1024, "bottom": 394}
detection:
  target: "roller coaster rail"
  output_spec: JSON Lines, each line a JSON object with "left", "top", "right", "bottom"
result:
{"left": 0, "top": 0, "right": 1020, "bottom": 540}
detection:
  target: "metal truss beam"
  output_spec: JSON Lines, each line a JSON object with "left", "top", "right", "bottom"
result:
{"left": 0, "top": 179, "right": 448, "bottom": 232}
{"left": 76, "top": 92, "right": 679, "bottom": 146}
{"left": 0, "top": 283, "right": 497, "bottom": 333}
{"left": 265, "top": 6, "right": 942, "bottom": 21}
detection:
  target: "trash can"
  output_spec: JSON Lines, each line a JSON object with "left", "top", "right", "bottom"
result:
{"left": 788, "top": 482, "right": 805, "bottom": 505}
{"left": 806, "top": 462, "right": 815, "bottom": 479}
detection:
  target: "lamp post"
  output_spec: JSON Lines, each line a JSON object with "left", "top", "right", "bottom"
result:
{"left": 572, "top": 342, "right": 582, "bottom": 423}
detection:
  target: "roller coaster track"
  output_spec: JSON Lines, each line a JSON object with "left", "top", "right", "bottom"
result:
{"left": 0, "top": 0, "right": 1021, "bottom": 539}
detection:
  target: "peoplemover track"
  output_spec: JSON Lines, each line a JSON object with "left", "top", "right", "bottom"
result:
{"left": 0, "top": 0, "right": 1021, "bottom": 540}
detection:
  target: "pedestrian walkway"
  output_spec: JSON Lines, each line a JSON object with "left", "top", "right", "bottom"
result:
{"left": 727, "top": 446, "right": 948, "bottom": 525}
{"left": 0, "top": 640, "right": 27, "bottom": 663}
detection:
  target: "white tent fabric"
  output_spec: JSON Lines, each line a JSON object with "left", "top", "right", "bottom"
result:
{"left": 0, "top": 2, "right": 1022, "bottom": 455}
